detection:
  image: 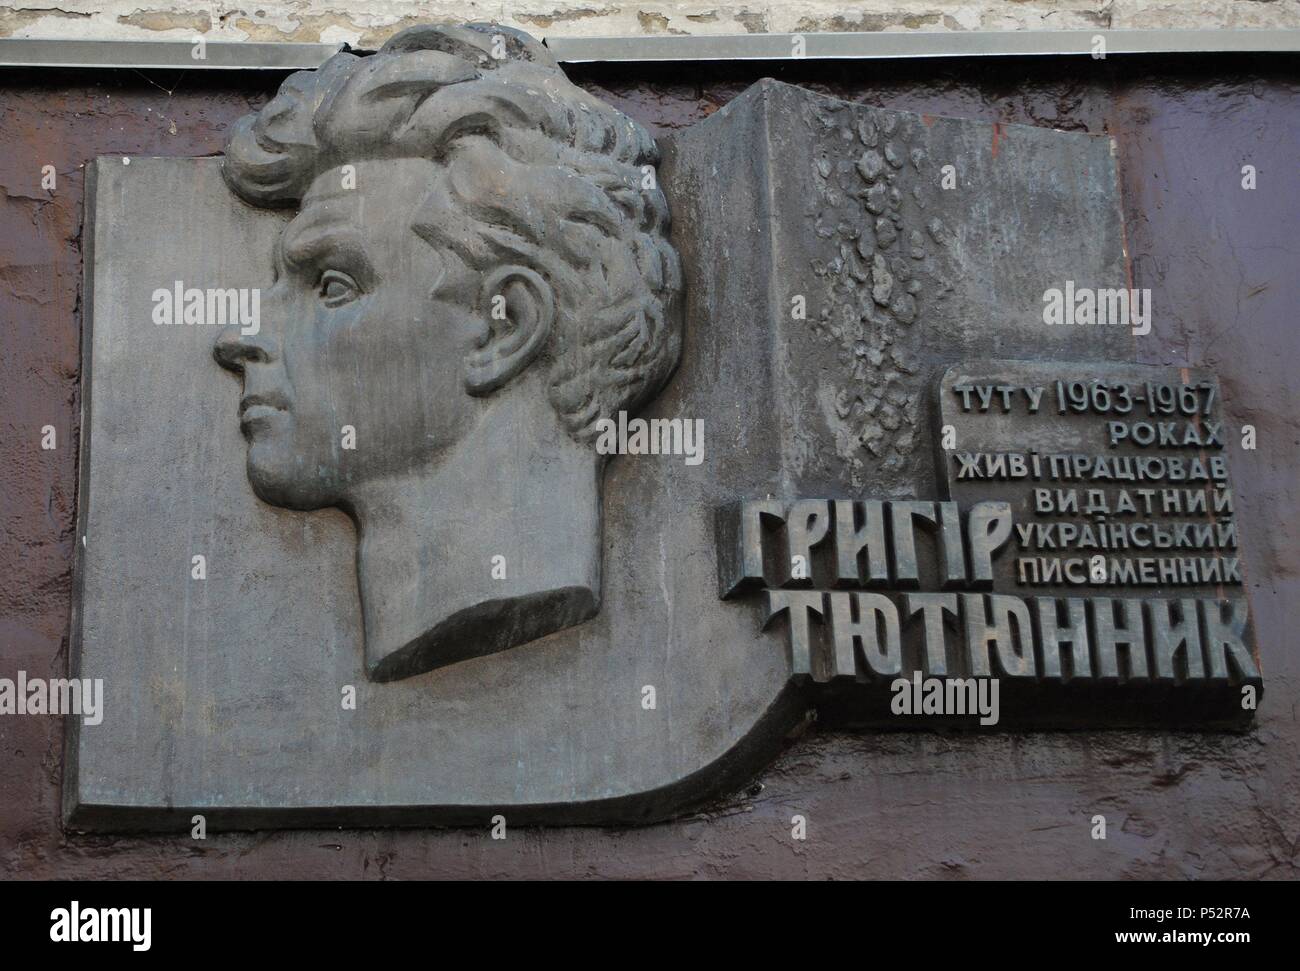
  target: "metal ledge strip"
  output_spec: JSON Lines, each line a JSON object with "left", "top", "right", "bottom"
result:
{"left": 0, "top": 38, "right": 342, "bottom": 70}
{"left": 0, "top": 29, "right": 1297, "bottom": 71}
{"left": 547, "top": 28, "right": 1300, "bottom": 62}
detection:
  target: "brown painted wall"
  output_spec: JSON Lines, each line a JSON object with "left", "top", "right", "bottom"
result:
{"left": 1, "top": 55, "right": 1296, "bottom": 879}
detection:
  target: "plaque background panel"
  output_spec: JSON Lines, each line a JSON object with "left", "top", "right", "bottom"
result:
{"left": 72, "top": 82, "right": 1137, "bottom": 826}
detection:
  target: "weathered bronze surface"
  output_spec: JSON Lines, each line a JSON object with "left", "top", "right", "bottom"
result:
{"left": 63, "top": 23, "right": 1220, "bottom": 829}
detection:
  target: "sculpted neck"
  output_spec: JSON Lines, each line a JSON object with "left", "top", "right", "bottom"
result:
{"left": 348, "top": 392, "right": 602, "bottom": 682}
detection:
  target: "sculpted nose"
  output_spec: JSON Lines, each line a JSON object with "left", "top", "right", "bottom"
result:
{"left": 213, "top": 323, "right": 272, "bottom": 373}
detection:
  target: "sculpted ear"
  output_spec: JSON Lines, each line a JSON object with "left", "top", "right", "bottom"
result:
{"left": 464, "top": 265, "right": 554, "bottom": 395}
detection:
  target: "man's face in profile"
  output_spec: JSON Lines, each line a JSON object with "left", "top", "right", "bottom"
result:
{"left": 211, "top": 26, "right": 683, "bottom": 677}
{"left": 215, "top": 158, "right": 479, "bottom": 510}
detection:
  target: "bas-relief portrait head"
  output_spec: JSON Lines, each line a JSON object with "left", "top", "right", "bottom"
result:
{"left": 212, "top": 23, "right": 684, "bottom": 681}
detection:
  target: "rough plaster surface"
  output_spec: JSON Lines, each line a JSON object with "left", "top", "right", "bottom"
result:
{"left": 0, "top": 56, "right": 1297, "bottom": 878}
{"left": 0, "top": 2, "right": 1297, "bottom": 45}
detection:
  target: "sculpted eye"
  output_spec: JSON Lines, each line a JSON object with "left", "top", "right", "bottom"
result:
{"left": 318, "top": 269, "right": 361, "bottom": 307}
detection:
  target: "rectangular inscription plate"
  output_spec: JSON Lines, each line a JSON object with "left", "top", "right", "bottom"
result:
{"left": 715, "top": 359, "right": 1261, "bottom": 730}
{"left": 938, "top": 359, "right": 1260, "bottom": 700}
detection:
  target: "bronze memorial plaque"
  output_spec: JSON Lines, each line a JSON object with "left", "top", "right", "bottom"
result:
{"left": 62, "top": 23, "right": 1265, "bottom": 831}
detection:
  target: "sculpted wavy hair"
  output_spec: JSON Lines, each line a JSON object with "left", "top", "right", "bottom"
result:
{"left": 222, "top": 23, "right": 683, "bottom": 442}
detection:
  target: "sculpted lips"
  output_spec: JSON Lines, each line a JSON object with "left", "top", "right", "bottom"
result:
{"left": 239, "top": 390, "right": 290, "bottom": 429}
